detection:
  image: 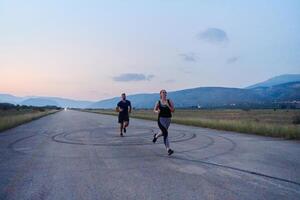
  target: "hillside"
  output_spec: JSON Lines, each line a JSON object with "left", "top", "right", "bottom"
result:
{"left": 89, "top": 82, "right": 300, "bottom": 109}
{"left": 1, "top": 74, "right": 299, "bottom": 109}
{"left": 246, "top": 74, "right": 300, "bottom": 89}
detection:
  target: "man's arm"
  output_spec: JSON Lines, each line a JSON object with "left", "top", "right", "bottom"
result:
{"left": 116, "top": 102, "right": 123, "bottom": 112}
{"left": 128, "top": 101, "right": 132, "bottom": 113}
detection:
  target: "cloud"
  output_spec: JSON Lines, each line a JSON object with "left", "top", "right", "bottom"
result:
{"left": 179, "top": 53, "right": 197, "bottom": 62}
{"left": 197, "top": 28, "right": 229, "bottom": 44}
{"left": 146, "top": 74, "right": 155, "bottom": 80}
{"left": 113, "top": 73, "right": 154, "bottom": 82}
{"left": 226, "top": 56, "right": 239, "bottom": 64}
{"left": 164, "top": 79, "right": 176, "bottom": 83}
{"left": 88, "top": 90, "right": 99, "bottom": 94}
{"left": 88, "top": 90, "right": 110, "bottom": 96}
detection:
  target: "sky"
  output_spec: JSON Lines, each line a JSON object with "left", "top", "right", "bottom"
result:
{"left": 1, "top": 0, "right": 300, "bottom": 101}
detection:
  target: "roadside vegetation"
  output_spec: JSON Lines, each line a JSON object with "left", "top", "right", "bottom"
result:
{"left": 0, "top": 103, "right": 61, "bottom": 132}
{"left": 82, "top": 108, "right": 300, "bottom": 139}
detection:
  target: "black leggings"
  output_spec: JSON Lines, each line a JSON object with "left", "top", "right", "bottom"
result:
{"left": 157, "top": 118, "right": 170, "bottom": 149}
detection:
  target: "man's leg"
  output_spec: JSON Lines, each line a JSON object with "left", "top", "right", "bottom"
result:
{"left": 123, "top": 121, "right": 129, "bottom": 133}
{"left": 124, "top": 121, "right": 129, "bottom": 128}
{"left": 123, "top": 115, "right": 129, "bottom": 133}
{"left": 120, "top": 123, "right": 124, "bottom": 132}
{"left": 120, "top": 122, "right": 124, "bottom": 136}
{"left": 118, "top": 114, "right": 124, "bottom": 136}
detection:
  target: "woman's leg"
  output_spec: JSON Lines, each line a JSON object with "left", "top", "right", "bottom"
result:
{"left": 158, "top": 118, "right": 171, "bottom": 149}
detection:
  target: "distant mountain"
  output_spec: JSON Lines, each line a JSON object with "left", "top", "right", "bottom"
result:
{"left": 21, "top": 98, "right": 60, "bottom": 107}
{"left": 0, "top": 94, "right": 25, "bottom": 104}
{"left": 1, "top": 74, "right": 300, "bottom": 109}
{"left": 0, "top": 94, "right": 94, "bottom": 108}
{"left": 89, "top": 81, "right": 300, "bottom": 109}
{"left": 246, "top": 74, "right": 300, "bottom": 89}
{"left": 249, "top": 81, "right": 300, "bottom": 101}
{"left": 42, "top": 97, "right": 93, "bottom": 108}
{"left": 89, "top": 87, "right": 260, "bottom": 109}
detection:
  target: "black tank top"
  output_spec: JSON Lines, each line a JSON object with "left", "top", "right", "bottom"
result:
{"left": 158, "top": 100, "right": 172, "bottom": 118}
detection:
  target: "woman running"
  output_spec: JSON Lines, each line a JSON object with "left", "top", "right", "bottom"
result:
{"left": 152, "top": 89, "right": 175, "bottom": 155}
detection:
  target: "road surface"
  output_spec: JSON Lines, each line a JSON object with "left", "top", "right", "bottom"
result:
{"left": 0, "top": 110, "right": 299, "bottom": 200}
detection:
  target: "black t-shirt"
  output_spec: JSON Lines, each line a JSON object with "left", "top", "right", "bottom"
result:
{"left": 117, "top": 100, "right": 131, "bottom": 115}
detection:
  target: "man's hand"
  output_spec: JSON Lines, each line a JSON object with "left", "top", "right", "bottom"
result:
{"left": 116, "top": 107, "right": 123, "bottom": 112}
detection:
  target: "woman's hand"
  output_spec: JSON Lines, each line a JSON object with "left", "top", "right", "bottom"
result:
{"left": 167, "top": 99, "right": 175, "bottom": 112}
{"left": 154, "top": 101, "right": 160, "bottom": 113}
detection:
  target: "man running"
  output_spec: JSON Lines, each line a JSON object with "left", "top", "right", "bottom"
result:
{"left": 116, "top": 93, "right": 132, "bottom": 137}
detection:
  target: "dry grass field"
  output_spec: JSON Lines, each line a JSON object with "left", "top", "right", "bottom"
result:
{"left": 0, "top": 108, "right": 59, "bottom": 132}
{"left": 83, "top": 109, "right": 300, "bottom": 139}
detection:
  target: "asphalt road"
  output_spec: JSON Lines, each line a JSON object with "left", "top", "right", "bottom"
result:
{"left": 0, "top": 110, "right": 299, "bottom": 200}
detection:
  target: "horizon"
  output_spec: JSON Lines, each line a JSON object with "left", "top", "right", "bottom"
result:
{"left": 2, "top": 73, "right": 300, "bottom": 102}
{"left": 1, "top": 1, "right": 300, "bottom": 101}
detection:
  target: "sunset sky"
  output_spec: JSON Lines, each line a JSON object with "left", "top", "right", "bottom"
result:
{"left": 1, "top": 0, "right": 300, "bottom": 101}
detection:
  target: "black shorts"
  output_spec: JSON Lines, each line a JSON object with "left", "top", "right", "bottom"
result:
{"left": 118, "top": 114, "right": 129, "bottom": 123}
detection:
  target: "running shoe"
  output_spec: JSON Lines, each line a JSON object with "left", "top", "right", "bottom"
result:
{"left": 120, "top": 133, "right": 123, "bottom": 137}
{"left": 152, "top": 134, "right": 157, "bottom": 143}
{"left": 168, "top": 149, "right": 174, "bottom": 155}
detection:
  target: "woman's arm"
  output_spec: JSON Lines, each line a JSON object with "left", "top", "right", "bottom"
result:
{"left": 167, "top": 99, "right": 175, "bottom": 112}
{"left": 154, "top": 101, "right": 160, "bottom": 113}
